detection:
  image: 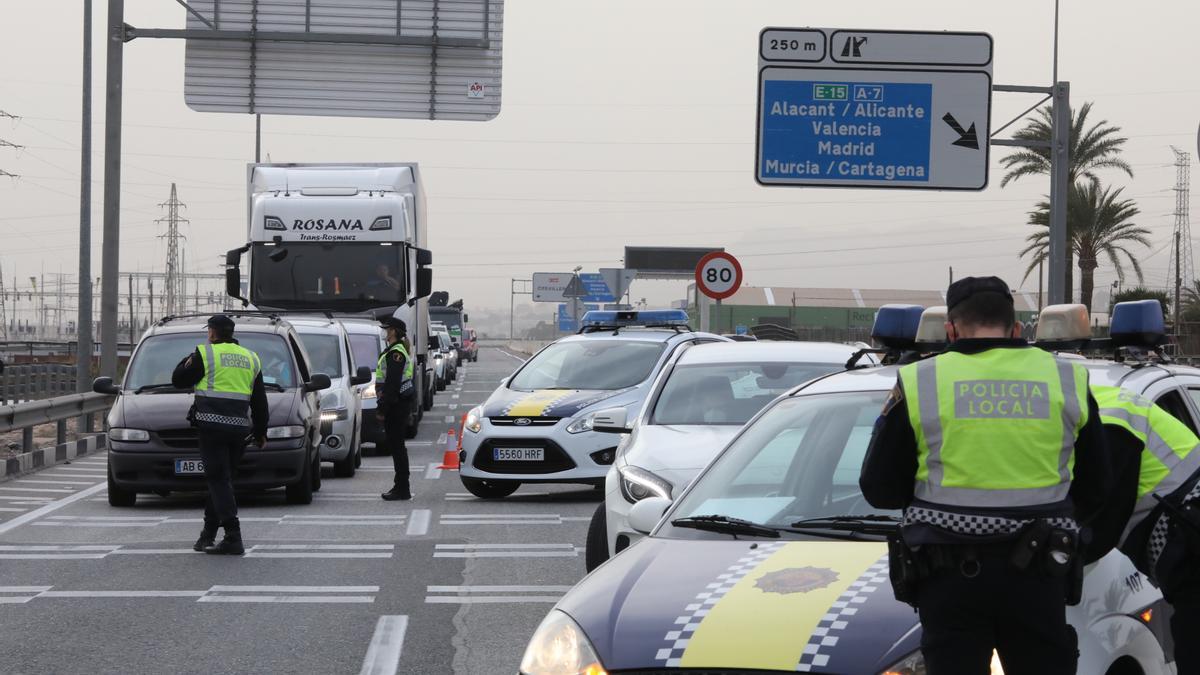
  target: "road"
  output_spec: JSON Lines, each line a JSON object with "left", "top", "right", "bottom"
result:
{"left": 0, "top": 348, "right": 599, "bottom": 674}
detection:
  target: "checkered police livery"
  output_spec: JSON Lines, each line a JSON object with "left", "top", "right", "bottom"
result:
{"left": 653, "top": 542, "right": 784, "bottom": 667}
{"left": 796, "top": 557, "right": 890, "bottom": 672}
{"left": 903, "top": 505, "right": 1078, "bottom": 536}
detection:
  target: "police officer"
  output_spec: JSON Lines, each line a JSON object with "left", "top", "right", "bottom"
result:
{"left": 1089, "top": 385, "right": 1200, "bottom": 673}
{"left": 378, "top": 316, "right": 415, "bottom": 501}
{"left": 171, "top": 315, "right": 268, "bottom": 555}
{"left": 860, "top": 276, "right": 1112, "bottom": 675}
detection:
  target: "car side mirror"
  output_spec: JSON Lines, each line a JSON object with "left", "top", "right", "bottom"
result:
{"left": 92, "top": 376, "right": 120, "bottom": 395}
{"left": 592, "top": 407, "right": 630, "bottom": 434}
{"left": 350, "top": 366, "right": 372, "bottom": 386}
{"left": 629, "top": 497, "right": 672, "bottom": 535}
{"left": 463, "top": 313, "right": 469, "bottom": 324}
{"left": 305, "top": 373, "right": 332, "bottom": 392}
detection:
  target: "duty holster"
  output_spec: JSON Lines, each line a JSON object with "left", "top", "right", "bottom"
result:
{"left": 1010, "top": 520, "right": 1083, "bottom": 605}
{"left": 888, "top": 533, "right": 925, "bottom": 607}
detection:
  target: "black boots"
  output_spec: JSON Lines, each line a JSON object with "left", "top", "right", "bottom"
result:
{"left": 203, "top": 519, "right": 245, "bottom": 556}
{"left": 193, "top": 524, "right": 218, "bottom": 552}
{"left": 381, "top": 486, "right": 413, "bottom": 501}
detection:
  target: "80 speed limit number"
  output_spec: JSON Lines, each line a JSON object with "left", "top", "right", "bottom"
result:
{"left": 695, "top": 252, "right": 743, "bottom": 300}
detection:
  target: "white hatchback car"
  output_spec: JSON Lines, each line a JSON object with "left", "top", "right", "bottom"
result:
{"left": 460, "top": 310, "right": 725, "bottom": 499}
{"left": 291, "top": 318, "right": 372, "bottom": 477}
{"left": 585, "top": 340, "right": 873, "bottom": 570}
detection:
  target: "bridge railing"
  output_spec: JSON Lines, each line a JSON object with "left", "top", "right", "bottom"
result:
{"left": 0, "top": 393, "right": 113, "bottom": 454}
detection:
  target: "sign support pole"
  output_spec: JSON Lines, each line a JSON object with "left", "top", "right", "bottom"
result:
{"left": 77, "top": 0, "right": 93, "bottom": 392}
{"left": 100, "top": 0, "right": 124, "bottom": 378}
{"left": 1047, "top": 81, "right": 1070, "bottom": 305}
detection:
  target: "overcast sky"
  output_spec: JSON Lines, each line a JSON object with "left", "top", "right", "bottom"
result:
{"left": 1, "top": 0, "right": 1197, "bottom": 315}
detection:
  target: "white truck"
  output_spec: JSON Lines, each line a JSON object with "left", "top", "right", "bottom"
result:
{"left": 225, "top": 163, "right": 435, "bottom": 434}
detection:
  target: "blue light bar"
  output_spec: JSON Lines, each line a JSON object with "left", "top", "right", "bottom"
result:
{"left": 581, "top": 309, "right": 689, "bottom": 328}
{"left": 871, "top": 304, "right": 924, "bottom": 349}
{"left": 1110, "top": 299, "right": 1166, "bottom": 347}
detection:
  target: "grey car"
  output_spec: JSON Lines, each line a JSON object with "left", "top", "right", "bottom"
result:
{"left": 94, "top": 314, "right": 331, "bottom": 507}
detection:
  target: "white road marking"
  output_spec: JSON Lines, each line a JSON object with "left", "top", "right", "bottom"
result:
{"left": 452, "top": 394, "right": 460, "bottom": 399}
{"left": 433, "top": 543, "right": 577, "bottom": 558}
{"left": 14, "top": 479, "right": 98, "bottom": 486}
{"left": 424, "top": 463, "right": 442, "bottom": 480}
{"left": 424, "top": 596, "right": 563, "bottom": 604}
{"left": 0, "top": 487, "right": 77, "bottom": 493}
{"left": 210, "top": 585, "right": 380, "bottom": 593}
{"left": 424, "top": 584, "right": 568, "bottom": 604}
{"left": 440, "top": 513, "right": 566, "bottom": 525}
{"left": 406, "top": 509, "right": 431, "bottom": 536}
{"left": 496, "top": 350, "right": 527, "bottom": 363}
{"left": 436, "top": 433, "right": 447, "bottom": 445}
{"left": 199, "top": 595, "right": 375, "bottom": 604}
{"left": 109, "top": 549, "right": 196, "bottom": 555}
{"left": 0, "top": 481, "right": 107, "bottom": 536}
{"left": 0, "top": 507, "right": 26, "bottom": 512}
{"left": 41, "top": 590, "right": 208, "bottom": 598}
{"left": 41, "top": 470, "right": 107, "bottom": 476}
{"left": 359, "top": 615, "right": 409, "bottom": 675}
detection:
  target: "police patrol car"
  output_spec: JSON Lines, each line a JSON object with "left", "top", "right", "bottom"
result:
{"left": 459, "top": 310, "right": 725, "bottom": 499}
{"left": 519, "top": 301, "right": 1185, "bottom": 675}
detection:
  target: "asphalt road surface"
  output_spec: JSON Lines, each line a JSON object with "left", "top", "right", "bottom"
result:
{"left": 0, "top": 348, "right": 600, "bottom": 674}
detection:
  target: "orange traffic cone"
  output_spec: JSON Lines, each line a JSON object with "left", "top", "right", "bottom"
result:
{"left": 438, "top": 427, "right": 460, "bottom": 470}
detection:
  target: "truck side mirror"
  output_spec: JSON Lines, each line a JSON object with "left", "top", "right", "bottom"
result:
{"left": 463, "top": 313, "right": 469, "bottom": 324}
{"left": 415, "top": 248, "right": 433, "bottom": 267}
{"left": 224, "top": 245, "right": 250, "bottom": 307}
{"left": 350, "top": 366, "right": 372, "bottom": 386}
{"left": 414, "top": 268, "right": 433, "bottom": 301}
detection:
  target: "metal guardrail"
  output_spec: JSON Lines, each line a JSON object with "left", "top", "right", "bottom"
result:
{"left": 0, "top": 392, "right": 113, "bottom": 454}
{"left": 0, "top": 364, "right": 78, "bottom": 404}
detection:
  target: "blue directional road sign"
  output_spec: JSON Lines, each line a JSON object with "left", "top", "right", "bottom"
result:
{"left": 756, "top": 28, "right": 993, "bottom": 191}
{"left": 578, "top": 273, "right": 615, "bottom": 303}
{"left": 557, "top": 303, "right": 599, "bottom": 332}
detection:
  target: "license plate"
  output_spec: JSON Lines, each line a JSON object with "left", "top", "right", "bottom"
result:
{"left": 174, "top": 458, "right": 205, "bottom": 475}
{"left": 493, "top": 447, "right": 544, "bottom": 462}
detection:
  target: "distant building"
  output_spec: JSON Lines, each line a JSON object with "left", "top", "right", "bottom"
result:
{"left": 687, "top": 285, "right": 1041, "bottom": 338}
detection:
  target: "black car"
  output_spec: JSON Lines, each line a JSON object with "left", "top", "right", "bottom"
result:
{"left": 94, "top": 315, "right": 331, "bottom": 507}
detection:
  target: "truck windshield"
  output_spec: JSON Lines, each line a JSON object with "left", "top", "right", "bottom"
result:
{"left": 430, "top": 309, "right": 463, "bottom": 344}
{"left": 250, "top": 242, "right": 405, "bottom": 311}
{"left": 124, "top": 332, "right": 299, "bottom": 390}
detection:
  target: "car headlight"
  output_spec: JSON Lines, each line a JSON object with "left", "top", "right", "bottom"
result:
{"left": 880, "top": 649, "right": 1004, "bottom": 675}
{"left": 266, "top": 425, "right": 305, "bottom": 439}
{"left": 519, "top": 610, "right": 607, "bottom": 675}
{"left": 320, "top": 408, "right": 349, "bottom": 422}
{"left": 361, "top": 383, "right": 377, "bottom": 399}
{"left": 465, "top": 407, "right": 483, "bottom": 433}
{"left": 566, "top": 414, "right": 596, "bottom": 434}
{"left": 109, "top": 428, "right": 150, "bottom": 442}
{"left": 618, "top": 465, "right": 673, "bottom": 503}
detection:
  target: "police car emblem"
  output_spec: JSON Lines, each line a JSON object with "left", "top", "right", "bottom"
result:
{"left": 514, "top": 418, "right": 532, "bottom": 426}
{"left": 754, "top": 567, "right": 839, "bottom": 594}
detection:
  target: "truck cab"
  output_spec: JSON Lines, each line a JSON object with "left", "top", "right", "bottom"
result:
{"left": 225, "top": 163, "right": 434, "bottom": 433}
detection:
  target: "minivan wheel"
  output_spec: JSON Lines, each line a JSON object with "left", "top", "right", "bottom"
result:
{"left": 585, "top": 503, "right": 609, "bottom": 572}
{"left": 311, "top": 454, "right": 322, "bottom": 492}
{"left": 107, "top": 464, "right": 137, "bottom": 507}
{"left": 461, "top": 477, "right": 519, "bottom": 499}
{"left": 285, "top": 454, "right": 314, "bottom": 505}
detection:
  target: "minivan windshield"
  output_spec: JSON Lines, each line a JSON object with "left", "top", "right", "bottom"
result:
{"left": 125, "top": 332, "right": 299, "bottom": 390}
{"left": 663, "top": 391, "right": 895, "bottom": 538}
{"left": 296, "top": 333, "right": 344, "bottom": 378}
{"left": 348, "top": 332, "right": 382, "bottom": 373}
{"left": 652, "top": 362, "right": 846, "bottom": 425}
{"left": 509, "top": 340, "right": 665, "bottom": 391}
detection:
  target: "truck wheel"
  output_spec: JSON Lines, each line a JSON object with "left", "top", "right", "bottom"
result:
{"left": 461, "top": 477, "right": 520, "bottom": 499}
{"left": 286, "top": 453, "right": 314, "bottom": 505}
{"left": 107, "top": 464, "right": 137, "bottom": 507}
{"left": 585, "top": 503, "right": 609, "bottom": 572}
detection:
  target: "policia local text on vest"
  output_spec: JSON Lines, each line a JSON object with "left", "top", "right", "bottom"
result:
{"left": 860, "top": 276, "right": 1115, "bottom": 675}
{"left": 172, "top": 315, "right": 269, "bottom": 556}
{"left": 1090, "top": 384, "right": 1200, "bottom": 674}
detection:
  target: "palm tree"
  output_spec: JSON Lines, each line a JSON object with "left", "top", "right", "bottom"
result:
{"left": 999, "top": 101, "right": 1134, "bottom": 187}
{"left": 1000, "top": 102, "right": 1134, "bottom": 300}
{"left": 1020, "top": 182, "right": 1148, "bottom": 312}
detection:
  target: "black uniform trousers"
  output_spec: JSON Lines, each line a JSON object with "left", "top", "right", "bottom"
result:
{"left": 383, "top": 402, "right": 411, "bottom": 494}
{"left": 915, "top": 547, "right": 1076, "bottom": 675}
{"left": 1154, "top": 533, "right": 1200, "bottom": 674}
{"left": 198, "top": 429, "right": 245, "bottom": 529}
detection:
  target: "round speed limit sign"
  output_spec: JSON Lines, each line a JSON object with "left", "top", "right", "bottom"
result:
{"left": 695, "top": 252, "right": 743, "bottom": 300}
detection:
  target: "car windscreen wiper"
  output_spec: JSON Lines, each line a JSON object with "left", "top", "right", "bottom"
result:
{"left": 787, "top": 514, "right": 901, "bottom": 535}
{"left": 133, "top": 383, "right": 183, "bottom": 394}
{"left": 671, "top": 515, "right": 781, "bottom": 539}
{"left": 262, "top": 382, "right": 286, "bottom": 392}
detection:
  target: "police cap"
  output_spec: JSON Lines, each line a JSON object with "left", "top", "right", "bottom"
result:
{"left": 379, "top": 316, "right": 408, "bottom": 335}
{"left": 206, "top": 314, "right": 236, "bottom": 332}
{"left": 946, "top": 276, "right": 1014, "bottom": 311}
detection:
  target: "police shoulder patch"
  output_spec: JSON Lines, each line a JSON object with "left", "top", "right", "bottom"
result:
{"left": 881, "top": 383, "right": 903, "bottom": 415}
{"left": 391, "top": 352, "right": 403, "bottom": 362}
